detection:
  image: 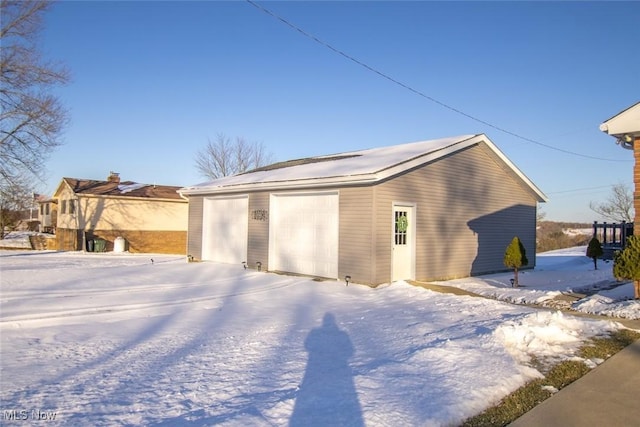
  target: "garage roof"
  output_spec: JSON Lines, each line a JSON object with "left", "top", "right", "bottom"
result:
{"left": 181, "top": 133, "right": 547, "bottom": 201}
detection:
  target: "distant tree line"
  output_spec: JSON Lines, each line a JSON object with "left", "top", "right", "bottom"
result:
{"left": 536, "top": 221, "right": 592, "bottom": 253}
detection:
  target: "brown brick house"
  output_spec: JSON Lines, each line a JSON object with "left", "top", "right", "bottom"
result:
{"left": 53, "top": 172, "right": 188, "bottom": 254}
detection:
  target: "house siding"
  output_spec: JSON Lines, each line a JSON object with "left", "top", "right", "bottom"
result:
{"left": 338, "top": 187, "right": 375, "bottom": 284}
{"left": 248, "top": 192, "right": 270, "bottom": 269}
{"left": 372, "top": 143, "right": 537, "bottom": 283}
{"left": 187, "top": 197, "right": 204, "bottom": 260}
{"left": 74, "top": 197, "right": 187, "bottom": 231}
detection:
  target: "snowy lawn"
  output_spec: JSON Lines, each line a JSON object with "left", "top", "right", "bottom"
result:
{"left": 434, "top": 246, "right": 640, "bottom": 320}
{"left": 0, "top": 248, "right": 637, "bottom": 426}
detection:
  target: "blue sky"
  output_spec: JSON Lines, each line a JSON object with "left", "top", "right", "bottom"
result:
{"left": 41, "top": 1, "right": 639, "bottom": 222}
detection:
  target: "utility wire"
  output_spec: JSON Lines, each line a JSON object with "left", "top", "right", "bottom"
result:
{"left": 246, "top": 0, "right": 631, "bottom": 163}
{"left": 547, "top": 185, "right": 620, "bottom": 195}
{"left": 546, "top": 183, "right": 633, "bottom": 195}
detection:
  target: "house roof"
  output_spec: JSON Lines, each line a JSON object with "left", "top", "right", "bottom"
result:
{"left": 180, "top": 133, "right": 547, "bottom": 202}
{"left": 599, "top": 101, "right": 640, "bottom": 137}
{"left": 54, "top": 178, "right": 185, "bottom": 201}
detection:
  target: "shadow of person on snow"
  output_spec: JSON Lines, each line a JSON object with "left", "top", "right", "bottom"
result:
{"left": 289, "top": 312, "right": 363, "bottom": 427}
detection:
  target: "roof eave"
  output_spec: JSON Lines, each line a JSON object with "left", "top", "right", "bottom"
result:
{"left": 179, "top": 174, "right": 380, "bottom": 196}
{"left": 600, "top": 102, "right": 640, "bottom": 137}
{"left": 478, "top": 139, "right": 549, "bottom": 203}
{"left": 179, "top": 133, "right": 548, "bottom": 202}
{"left": 73, "top": 193, "right": 186, "bottom": 203}
{"left": 180, "top": 135, "right": 479, "bottom": 196}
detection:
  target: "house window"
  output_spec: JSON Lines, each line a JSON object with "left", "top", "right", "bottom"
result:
{"left": 61, "top": 200, "right": 67, "bottom": 214}
{"left": 40, "top": 204, "right": 44, "bottom": 215}
{"left": 69, "top": 199, "right": 75, "bottom": 214}
{"left": 46, "top": 203, "right": 50, "bottom": 215}
{"left": 395, "top": 211, "right": 408, "bottom": 245}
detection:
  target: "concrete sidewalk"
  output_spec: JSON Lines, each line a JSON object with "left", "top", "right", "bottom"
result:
{"left": 509, "top": 335, "right": 640, "bottom": 427}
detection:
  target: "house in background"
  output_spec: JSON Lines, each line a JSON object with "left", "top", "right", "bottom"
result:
{"left": 54, "top": 172, "right": 188, "bottom": 254}
{"left": 37, "top": 196, "right": 57, "bottom": 234}
{"left": 180, "top": 134, "right": 547, "bottom": 286}
{"left": 600, "top": 101, "right": 640, "bottom": 235}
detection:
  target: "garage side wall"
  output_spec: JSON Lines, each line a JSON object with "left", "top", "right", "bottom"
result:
{"left": 338, "top": 187, "right": 375, "bottom": 285}
{"left": 373, "top": 144, "right": 538, "bottom": 284}
{"left": 248, "top": 192, "right": 270, "bottom": 270}
{"left": 187, "top": 196, "right": 203, "bottom": 260}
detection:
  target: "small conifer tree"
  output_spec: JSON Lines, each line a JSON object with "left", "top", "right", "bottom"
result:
{"left": 613, "top": 235, "right": 640, "bottom": 299}
{"left": 586, "top": 237, "right": 604, "bottom": 270}
{"left": 504, "top": 236, "right": 528, "bottom": 287}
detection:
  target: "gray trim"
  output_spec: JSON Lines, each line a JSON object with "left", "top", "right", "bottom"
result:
{"left": 186, "top": 197, "right": 203, "bottom": 260}
{"left": 248, "top": 192, "right": 270, "bottom": 270}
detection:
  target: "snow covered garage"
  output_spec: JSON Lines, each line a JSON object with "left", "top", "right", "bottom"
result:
{"left": 179, "top": 134, "right": 547, "bottom": 286}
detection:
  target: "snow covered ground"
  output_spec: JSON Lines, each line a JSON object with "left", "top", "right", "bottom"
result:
{"left": 0, "top": 247, "right": 638, "bottom": 426}
{"left": 435, "top": 246, "right": 640, "bottom": 320}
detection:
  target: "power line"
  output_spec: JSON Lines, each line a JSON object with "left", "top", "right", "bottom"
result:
{"left": 546, "top": 182, "right": 633, "bottom": 195}
{"left": 547, "top": 185, "right": 617, "bottom": 195}
{"left": 246, "top": 0, "right": 632, "bottom": 163}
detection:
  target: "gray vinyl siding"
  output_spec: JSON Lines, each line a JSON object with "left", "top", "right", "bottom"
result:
{"left": 187, "top": 196, "right": 203, "bottom": 260}
{"left": 186, "top": 142, "right": 538, "bottom": 284}
{"left": 338, "top": 187, "right": 375, "bottom": 284}
{"left": 248, "top": 192, "right": 270, "bottom": 270}
{"left": 373, "top": 143, "right": 537, "bottom": 283}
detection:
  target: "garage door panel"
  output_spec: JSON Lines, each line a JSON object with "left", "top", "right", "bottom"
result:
{"left": 202, "top": 196, "right": 248, "bottom": 264}
{"left": 270, "top": 192, "right": 338, "bottom": 278}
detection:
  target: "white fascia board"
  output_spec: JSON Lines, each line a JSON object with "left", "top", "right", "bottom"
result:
{"left": 600, "top": 102, "right": 640, "bottom": 136}
{"left": 77, "top": 193, "right": 187, "bottom": 203}
{"left": 179, "top": 175, "right": 379, "bottom": 196}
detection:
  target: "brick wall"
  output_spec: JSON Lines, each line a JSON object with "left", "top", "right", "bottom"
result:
{"left": 633, "top": 137, "right": 640, "bottom": 236}
{"left": 56, "top": 228, "right": 82, "bottom": 251}
{"left": 29, "top": 235, "right": 58, "bottom": 250}
{"left": 57, "top": 229, "right": 187, "bottom": 254}
{"left": 87, "top": 230, "right": 187, "bottom": 254}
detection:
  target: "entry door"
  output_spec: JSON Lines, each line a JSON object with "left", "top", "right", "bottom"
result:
{"left": 392, "top": 204, "right": 415, "bottom": 281}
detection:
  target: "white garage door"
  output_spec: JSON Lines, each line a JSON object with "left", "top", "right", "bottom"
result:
{"left": 202, "top": 195, "right": 248, "bottom": 264}
{"left": 270, "top": 192, "right": 338, "bottom": 278}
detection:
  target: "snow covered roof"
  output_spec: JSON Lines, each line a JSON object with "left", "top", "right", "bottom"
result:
{"left": 180, "top": 134, "right": 547, "bottom": 201}
{"left": 55, "top": 178, "right": 185, "bottom": 201}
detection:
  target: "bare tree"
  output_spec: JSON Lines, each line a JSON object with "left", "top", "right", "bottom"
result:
{"left": 589, "top": 182, "right": 634, "bottom": 223}
{"left": 0, "top": 173, "right": 34, "bottom": 238}
{"left": 1, "top": 0, "right": 69, "bottom": 192}
{"left": 536, "top": 209, "right": 546, "bottom": 223}
{"left": 195, "top": 133, "right": 274, "bottom": 180}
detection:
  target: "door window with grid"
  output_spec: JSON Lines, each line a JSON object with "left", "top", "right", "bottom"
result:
{"left": 394, "top": 210, "right": 408, "bottom": 245}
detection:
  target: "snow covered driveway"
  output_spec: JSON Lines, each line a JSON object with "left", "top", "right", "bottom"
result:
{"left": 0, "top": 251, "right": 626, "bottom": 426}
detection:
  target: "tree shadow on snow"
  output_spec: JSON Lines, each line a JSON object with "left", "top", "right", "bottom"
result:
{"left": 289, "top": 312, "right": 363, "bottom": 427}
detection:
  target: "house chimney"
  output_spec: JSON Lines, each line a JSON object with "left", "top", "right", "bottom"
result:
{"left": 108, "top": 171, "right": 120, "bottom": 183}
